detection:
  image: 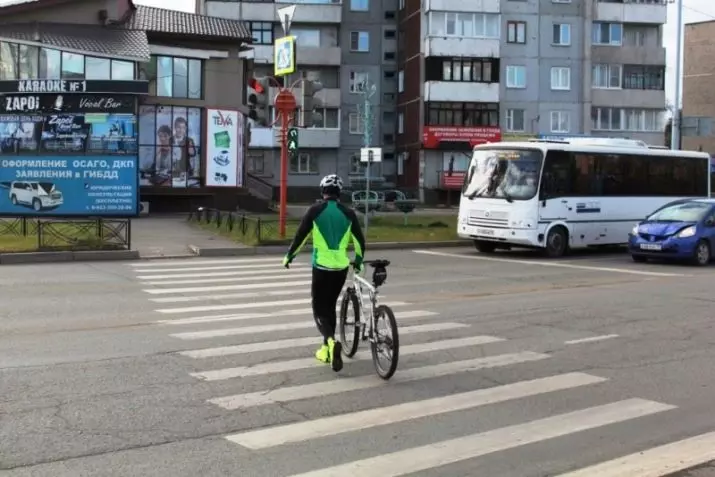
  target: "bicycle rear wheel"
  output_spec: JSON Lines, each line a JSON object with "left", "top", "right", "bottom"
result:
{"left": 339, "top": 289, "right": 360, "bottom": 358}
{"left": 371, "top": 305, "right": 399, "bottom": 380}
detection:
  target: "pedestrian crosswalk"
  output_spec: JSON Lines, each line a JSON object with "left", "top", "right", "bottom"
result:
{"left": 128, "top": 255, "right": 715, "bottom": 476}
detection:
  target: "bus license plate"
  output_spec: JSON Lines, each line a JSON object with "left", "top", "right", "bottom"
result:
{"left": 640, "top": 243, "right": 662, "bottom": 251}
{"left": 476, "top": 228, "right": 495, "bottom": 236}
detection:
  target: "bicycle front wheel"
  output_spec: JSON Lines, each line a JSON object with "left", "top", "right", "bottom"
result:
{"left": 339, "top": 290, "right": 360, "bottom": 358}
{"left": 371, "top": 305, "right": 399, "bottom": 380}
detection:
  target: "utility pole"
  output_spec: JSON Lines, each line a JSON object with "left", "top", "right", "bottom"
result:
{"left": 357, "top": 78, "right": 376, "bottom": 234}
{"left": 671, "top": 0, "right": 683, "bottom": 150}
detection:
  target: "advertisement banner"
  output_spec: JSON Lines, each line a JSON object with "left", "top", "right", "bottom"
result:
{"left": 205, "top": 108, "right": 243, "bottom": 187}
{"left": 0, "top": 93, "right": 135, "bottom": 114}
{"left": 0, "top": 80, "right": 149, "bottom": 95}
{"left": 0, "top": 156, "right": 138, "bottom": 217}
{"left": 423, "top": 126, "right": 501, "bottom": 149}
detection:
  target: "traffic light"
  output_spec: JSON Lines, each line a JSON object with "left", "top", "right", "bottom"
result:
{"left": 299, "top": 79, "right": 323, "bottom": 128}
{"left": 247, "top": 77, "right": 270, "bottom": 126}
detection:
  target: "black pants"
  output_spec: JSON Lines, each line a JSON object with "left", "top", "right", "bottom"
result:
{"left": 311, "top": 266, "right": 348, "bottom": 343}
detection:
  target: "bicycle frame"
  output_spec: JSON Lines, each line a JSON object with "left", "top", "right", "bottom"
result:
{"left": 346, "top": 268, "right": 379, "bottom": 342}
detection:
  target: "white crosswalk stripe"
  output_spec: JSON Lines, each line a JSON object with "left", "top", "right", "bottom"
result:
{"left": 127, "top": 256, "right": 710, "bottom": 476}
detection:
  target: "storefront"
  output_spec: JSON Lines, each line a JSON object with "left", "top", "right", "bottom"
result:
{"left": 0, "top": 78, "right": 147, "bottom": 216}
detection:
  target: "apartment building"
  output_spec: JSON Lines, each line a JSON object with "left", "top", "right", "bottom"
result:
{"left": 397, "top": 0, "right": 668, "bottom": 204}
{"left": 200, "top": 0, "right": 398, "bottom": 202}
{"left": 681, "top": 20, "right": 715, "bottom": 154}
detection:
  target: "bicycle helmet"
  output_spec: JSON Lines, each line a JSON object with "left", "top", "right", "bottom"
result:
{"left": 319, "top": 174, "right": 343, "bottom": 195}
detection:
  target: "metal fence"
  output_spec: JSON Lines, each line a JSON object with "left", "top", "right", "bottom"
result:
{"left": 188, "top": 208, "right": 298, "bottom": 245}
{"left": 0, "top": 217, "right": 131, "bottom": 252}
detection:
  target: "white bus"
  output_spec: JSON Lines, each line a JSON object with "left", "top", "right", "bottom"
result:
{"left": 457, "top": 140, "right": 712, "bottom": 257}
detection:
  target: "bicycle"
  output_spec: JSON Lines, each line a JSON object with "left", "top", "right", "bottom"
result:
{"left": 339, "top": 259, "right": 399, "bottom": 380}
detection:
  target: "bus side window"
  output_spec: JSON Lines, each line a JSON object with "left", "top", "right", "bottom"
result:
{"left": 540, "top": 150, "right": 573, "bottom": 200}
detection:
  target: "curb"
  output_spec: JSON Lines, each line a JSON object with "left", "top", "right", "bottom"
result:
{"left": 188, "top": 240, "right": 470, "bottom": 257}
{"left": 0, "top": 250, "right": 140, "bottom": 265}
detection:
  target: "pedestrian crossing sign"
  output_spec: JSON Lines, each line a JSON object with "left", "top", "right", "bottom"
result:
{"left": 274, "top": 36, "right": 296, "bottom": 77}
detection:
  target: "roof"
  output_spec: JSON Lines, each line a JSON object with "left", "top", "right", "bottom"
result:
{"left": 123, "top": 4, "right": 252, "bottom": 42}
{"left": 0, "top": 22, "right": 150, "bottom": 61}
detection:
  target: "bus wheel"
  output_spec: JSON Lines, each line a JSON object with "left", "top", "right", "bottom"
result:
{"left": 474, "top": 240, "right": 496, "bottom": 253}
{"left": 545, "top": 226, "right": 568, "bottom": 258}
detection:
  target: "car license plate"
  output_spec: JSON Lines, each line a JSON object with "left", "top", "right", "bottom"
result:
{"left": 476, "top": 228, "right": 495, "bottom": 236}
{"left": 640, "top": 243, "right": 662, "bottom": 251}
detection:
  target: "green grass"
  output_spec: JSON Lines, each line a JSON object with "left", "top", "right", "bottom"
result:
{"left": 192, "top": 213, "right": 459, "bottom": 246}
{"left": 0, "top": 219, "right": 126, "bottom": 253}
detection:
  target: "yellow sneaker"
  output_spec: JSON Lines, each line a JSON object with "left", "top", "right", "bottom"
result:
{"left": 327, "top": 338, "right": 343, "bottom": 372}
{"left": 315, "top": 344, "right": 330, "bottom": 363}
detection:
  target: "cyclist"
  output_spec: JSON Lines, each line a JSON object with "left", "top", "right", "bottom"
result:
{"left": 282, "top": 174, "right": 366, "bottom": 372}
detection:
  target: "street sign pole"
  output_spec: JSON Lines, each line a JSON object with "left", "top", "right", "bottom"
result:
{"left": 275, "top": 90, "right": 297, "bottom": 238}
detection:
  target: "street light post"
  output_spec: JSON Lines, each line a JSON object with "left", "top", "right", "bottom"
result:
{"left": 671, "top": 0, "right": 683, "bottom": 150}
{"left": 358, "top": 79, "right": 376, "bottom": 234}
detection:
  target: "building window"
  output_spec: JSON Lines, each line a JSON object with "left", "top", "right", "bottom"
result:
{"left": 398, "top": 112, "right": 404, "bottom": 134}
{"left": 292, "top": 28, "right": 321, "bottom": 47}
{"left": 398, "top": 70, "right": 404, "bottom": 92}
{"left": 550, "top": 111, "right": 570, "bottom": 133}
{"left": 152, "top": 55, "right": 203, "bottom": 99}
{"left": 349, "top": 71, "right": 369, "bottom": 93}
{"left": 111, "top": 60, "right": 135, "bottom": 80}
{"left": 61, "top": 52, "right": 84, "bottom": 79}
{"left": 550, "top": 67, "right": 570, "bottom": 90}
{"left": 349, "top": 112, "right": 364, "bottom": 134}
{"left": 426, "top": 57, "right": 499, "bottom": 83}
{"left": 86, "top": 56, "right": 110, "bottom": 80}
{"left": 592, "top": 64, "right": 622, "bottom": 89}
{"left": 138, "top": 105, "right": 203, "bottom": 188}
{"left": 507, "top": 21, "right": 526, "bottom": 44}
{"left": 429, "top": 12, "right": 500, "bottom": 39}
{"left": 506, "top": 65, "right": 526, "bottom": 88}
{"left": 622, "top": 65, "right": 665, "bottom": 90}
{"left": 249, "top": 22, "right": 274, "bottom": 45}
{"left": 18, "top": 44, "right": 38, "bottom": 79}
{"left": 0, "top": 42, "right": 18, "bottom": 79}
{"left": 350, "top": 31, "right": 370, "bottom": 52}
{"left": 592, "top": 22, "right": 622, "bottom": 46}
{"left": 552, "top": 23, "right": 571, "bottom": 45}
{"left": 39, "top": 48, "right": 61, "bottom": 80}
{"left": 350, "top": 0, "right": 369, "bottom": 11}
{"left": 247, "top": 153, "right": 265, "bottom": 175}
{"left": 623, "top": 25, "right": 660, "bottom": 48}
{"left": 385, "top": 29, "right": 396, "bottom": 39}
{"left": 592, "top": 107, "right": 662, "bottom": 132}
{"left": 290, "top": 152, "right": 317, "bottom": 174}
{"left": 311, "top": 108, "right": 340, "bottom": 128}
{"left": 426, "top": 102, "right": 499, "bottom": 127}
{"left": 505, "top": 109, "right": 525, "bottom": 132}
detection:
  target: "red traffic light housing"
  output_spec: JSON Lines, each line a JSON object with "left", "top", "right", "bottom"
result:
{"left": 249, "top": 77, "right": 265, "bottom": 94}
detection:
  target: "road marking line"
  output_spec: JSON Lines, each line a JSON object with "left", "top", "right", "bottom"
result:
{"left": 179, "top": 320, "right": 454, "bottom": 359}
{"left": 150, "top": 289, "right": 303, "bottom": 303}
{"left": 141, "top": 272, "right": 310, "bottom": 286}
{"left": 172, "top": 320, "right": 463, "bottom": 340}
{"left": 412, "top": 249, "right": 690, "bottom": 277}
{"left": 131, "top": 257, "right": 292, "bottom": 267}
{"left": 565, "top": 334, "right": 619, "bottom": 345}
{"left": 134, "top": 264, "right": 308, "bottom": 273}
{"left": 144, "top": 280, "right": 311, "bottom": 295}
{"left": 555, "top": 430, "right": 715, "bottom": 477}
{"left": 158, "top": 299, "right": 408, "bottom": 315}
{"left": 287, "top": 399, "right": 676, "bottom": 477}
{"left": 227, "top": 372, "right": 606, "bottom": 449}
{"left": 208, "top": 352, "right": 549, "bottom": 410}
{"left": 137, "top": 268, "right": 309, "bottom": 280}
{"left": 194, "top": 335, "right": 500, "bottom": 380}
{"left": 156, "top": 303, "right": 414, "bottom": 326}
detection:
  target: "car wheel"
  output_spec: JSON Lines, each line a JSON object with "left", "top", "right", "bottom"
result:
{"left": 632, "top": 255, "right": 648, "bottom": 263}
{"left": 32, "top": 199, "right": 41, "bottom": 211}
{"left": 692, "top": 240, "right": 711, "bottom": 266}
{"left": 545, "top": 226, "right": 568, "bottom": 258}
{"left": 474, "top": 240, "right": 496, "bottom": 253}
{"left": 10, "top": 194, "right": 17, "bottom": 205}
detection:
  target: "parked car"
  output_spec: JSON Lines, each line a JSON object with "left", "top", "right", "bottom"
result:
{"left": 628, "top": 198, "right": 715, "bottom": 266}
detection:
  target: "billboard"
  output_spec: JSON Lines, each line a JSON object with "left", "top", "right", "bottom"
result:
{"left": 205, "top": 108, "right": 244, "bottom": 187}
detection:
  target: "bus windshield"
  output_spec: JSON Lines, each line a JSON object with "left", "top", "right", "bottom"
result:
{"left": 463, "top": 148, "right": 543, "bottom": 201}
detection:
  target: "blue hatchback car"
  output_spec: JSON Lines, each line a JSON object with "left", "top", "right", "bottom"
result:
{"left": 629, "top": 199, "right": 715, "bottom": 266}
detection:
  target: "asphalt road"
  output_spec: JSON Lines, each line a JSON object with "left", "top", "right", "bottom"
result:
{"left": 4, "top": 247, "right": 715, "bottom": 476}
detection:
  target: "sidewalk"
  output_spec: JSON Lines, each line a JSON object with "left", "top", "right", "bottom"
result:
{"left": 131, "top": 215, "right": 246, "bottom": 258}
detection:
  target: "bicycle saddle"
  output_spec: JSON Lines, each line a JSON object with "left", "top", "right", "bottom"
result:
{"left": 367, "top": 259, "right": 390, "bottom": 268}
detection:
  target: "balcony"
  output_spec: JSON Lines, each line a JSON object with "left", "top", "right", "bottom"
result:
{"left": 591, "top": 45, "right": 665, "bottom": 66}
{"left": 205, "top": 1, "right": 341, "bottom": 23}
{"left": 424, "top": 82, "right": 499, "bottom": 102}
{"left": 595, "top": 0, "right": 667, "bottom": 25}
{"left": 591, "top": 88, "right": 665, "bottom": 109}
{"left": 424, "top": 0, "right": 499, "bottom": 13}
{"left": 248, "top": 126, "right": 340, "bottom": 149}
{"left": 424, "top": 38, "right": 499, "bottom": 58}
{"left": 252, "top": 45, "right": 341, "bottom": 67}
{"left": 267, "top": 87, "right": 341, "bottom": 108}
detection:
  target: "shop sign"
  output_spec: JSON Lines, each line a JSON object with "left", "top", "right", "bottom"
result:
{"left": 205, "top": 108, "right": 244, "bottom": 187}
{"left": 440, "top": 171, "right": 465, "bottom": 190}
{"left": 0, "top": 80, "right": 149, "bottom": 95}
{"left": 423, "top": 126, "right": 501, "bottom": 149}
{"left": 0, "top": 94, "right": 135, "bottom": 114}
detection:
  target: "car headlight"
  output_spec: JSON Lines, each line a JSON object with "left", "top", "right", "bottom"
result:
{"left": 677, "top": 226, "right": 696, "bottom": 238}
{"left": 631, "top": 224, "right": 639, "bottom": 235}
